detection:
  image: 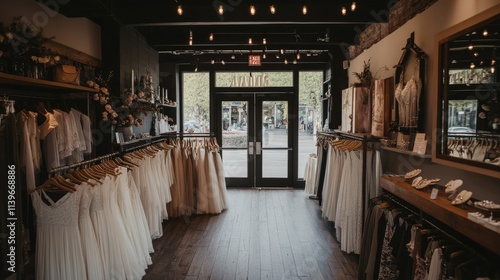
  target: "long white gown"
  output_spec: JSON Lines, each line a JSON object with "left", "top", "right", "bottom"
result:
{"left": 31, "top": 189, "right": 87, "bottom": 280}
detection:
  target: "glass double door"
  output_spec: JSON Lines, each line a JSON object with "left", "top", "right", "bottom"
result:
{"left": 216, "top": 93, "right": 293, "bottom": 188}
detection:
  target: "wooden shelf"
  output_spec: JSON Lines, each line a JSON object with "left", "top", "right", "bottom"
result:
{"left": 0, "top": 72, "right": 98, "bottom": 92}
{"left": 381, "top": 176, "right": 500, "bottom": 256}
{"left": 380, "top": 145, "right": 431, "bottom": 158}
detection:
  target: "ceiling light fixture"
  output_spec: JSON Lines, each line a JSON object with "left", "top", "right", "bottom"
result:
{"left": 263, "top": 38, "right": 267, "bottom": 45}
{"left": 218, "top": 4, "right": 224, "bottom": 15}
{"left": 342, "top": 6, "right": 347, "bottom": 15}
{"left": 211, "top": 59, "right": 215, "bottom": 65}
{"left": 189, "top": 30, "right": 193, "bottom": 45}
{"left": 492, "top": 59, "right": 496, "bottom": 65}
{"left": 351, "top": 2, "right": 356, "bottom": 11}
{"left": 263, "top": 53, "right": 267, "bottom": 59}
{"left": 221, "top": 59, "right": 225, "bottom": 65}
{"left": 297, "top": 52, "right": 301, "bottom": 60}
{"left": 177, "top": 5, "right": 183, "bottom": 16}
{"left": 270, "top": 5, "right": 276, "bottom": 14}
{"left": 302, "top": 5, "right": 307, "bottom": 15}
{"left": 470, "top": 62, "right": 475, "bottom": 69}
{"left": 468, "top": 44, "right": 473, "bottom": 50}
{"left": 209, "top": 33, "right": 214, "bottom": 41}
{"left": 231, "top": 54, "right": 236, "bottom": 60}
{"left": 248, "top": 37, "right": 253, "bottom": 44}
{"left": 483, "top": 29, "right": 488, "bottom": 36}
{"left": 280, "top": 49, "right": 284, "bottom": 55}
{"left": 250, "top": 5, "right": 256, "bottom": 15}
{"left": 474, "top": 52, "right": 479, "bottom": 57}
{"left": 491, "top": 66, "right": 495, "bottom": 73}
{"left": 284, "top": 58, "right": 288, "bottom": 65}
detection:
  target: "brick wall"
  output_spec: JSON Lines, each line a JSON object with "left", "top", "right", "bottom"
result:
{"left": 348, "top": 0, "right": 438, "bottom": 60}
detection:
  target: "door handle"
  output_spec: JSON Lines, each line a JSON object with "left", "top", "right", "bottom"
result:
{"left": 248, "top": 142, "right": 254, "bottom": 155}
{"left": 256, "top": 142, "right": 261, "bottom": 155}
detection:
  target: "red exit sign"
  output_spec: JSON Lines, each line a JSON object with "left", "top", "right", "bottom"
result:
{"left": 248, "top": 55, "right": 261, "bottom": 66}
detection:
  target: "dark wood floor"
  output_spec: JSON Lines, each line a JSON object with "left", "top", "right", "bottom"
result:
{"left": 144, "top": 189, "right": 359, "bottom": 280}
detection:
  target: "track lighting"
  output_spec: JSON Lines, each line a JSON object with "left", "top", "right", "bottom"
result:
{"left": 270, "top": 5, "right": 276, "bottom": 14}
{"left": 250, "top": 5, "right": 256, "bottom": 15}
{"left": 209, "top": 33, "right": 214, "bottom": 41}
{"left": 177, "top": 5, "right": 183, "bottom": 16}
{"left": 218, "top": 4, "right": 224, "bottom": 15}
{"left": 302, "top": 5, "right": 307, "bottom": 15}
{"left": 351, "top": 2, "right": 356, "bottom": 11}
{"left": 342, "top": 6, "right": 347, "bottom": 15}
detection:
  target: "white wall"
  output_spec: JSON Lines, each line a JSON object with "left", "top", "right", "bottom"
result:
{"left": 348, "top": 0, "right": 499, "bottom": 134}
{"left": 0, "top": 0, "right": 101, "bottom": 60}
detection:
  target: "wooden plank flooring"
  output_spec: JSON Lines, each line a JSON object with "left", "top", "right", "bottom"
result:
{"left": 144, "top": 189, "right": 358, "bottom": 280}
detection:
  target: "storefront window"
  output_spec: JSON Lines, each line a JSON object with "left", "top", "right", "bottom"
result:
{"left": 182, "top": 72, "right": 210, "bottom": 132}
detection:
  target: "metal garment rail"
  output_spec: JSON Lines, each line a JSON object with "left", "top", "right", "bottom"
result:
{"left": 47, "top": 152, "right": 120, "bottom": 175}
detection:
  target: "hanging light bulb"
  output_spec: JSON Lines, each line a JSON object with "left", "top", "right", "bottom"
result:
{"left": 342, "top": 6, "right": 347, "bottom": 15}
{"left": 474, "top": 52, "right": 479, "bottom": 57}
{"left": 280, "top": 49, "right": 284, "bottom": 55}
{"left": 302, "top": 5, "right": 307, "bottom": 15}
{"left": 468, "top": 44, "right": 474, "bottom": 50}
{"left": 263, "top": 38, "right": 267, "bottom": 45}
{"left": 293, "top": 59, "right": 297, "bottom": 65}
{"left": 221, "top": 59, "right": 225, "bottom": 65}
{"left": 483, "top": 29, "right": 489, "bottom": 36}
{"left": 263, "top": 53, "right": 267, "bottom": 59}
{"left": 248, "top": 37, "right": 253, "bottom": 44}
{"left": 188, "top": 30, "right": 193, "bottom": 46}
{"left": 177, "top": 5, "right": 183, "bottom": 15}
{"left": 284, "top": 58, "right": 288, "bottom": 65}
{"left": 218, "top": 4, "right": 224, "bottom": 15}
{"left": 211, "top": 59, "right": 215, "bottom": 65}
{"left": 209, "top": 33, "right": 214, "bottom": 41}
{"left": 480, "top": 60, "right": 484, "bottom": 65}
{"left": 470, "top": 62, "right": 475, "bottom": 69}
{"left": 491, "top": 66, "right": 495, "bottom": 73}
{"left": 231, "top": 54, "right": 236, "bottom": 60}
{"left": 270, "top": 5, "right": 276, "bottom": 14}
{"left": 492, "top": 59, "right": 496, "bottom": 65}
{"left": 250, "top": 5, "right": 256, "bottom": 15}
{"left": 276, "top": 54, "right": 280, "bottom": 59}
{"left": 297, "top": 52, "right": 301, "bottom": 60}
{"left": 194, "top": 65, "right": 198, "bottom": 72}
{"left": 351, "top": 2, "right": 356, "bottom": 11}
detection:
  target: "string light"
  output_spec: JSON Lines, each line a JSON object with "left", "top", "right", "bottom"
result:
{"left": 302, "top": 5, "right": 307, "bottom": 15}
{"left": 209, "top": 33, "right": 214, "bottom": 41}
{"left": 221, "top": 59, "right": 225, "bottom": 65}
{"left": 189, "top": 30, "right": 193, "bottom": 45}
{"left": 297, "top": 52, "right": 301, "bottom": 60}
{"left": 284, "top": 58, "right": 288, "bottom": 65}
{"left": 280, "top": 49, "right": 284, "bottom": 55}
{"left": 491, "top": 67, "right": 495, "bottom": 73}
{"left": 293, "top": 59, "right": 297, "bottom": 65}
{"left": 263, "top": 53, "right": 267, "bottom": 59}
{"left": 351, "top": 2, "right": 356, "bottom": 11}
{"left": 250, "top": 5, "right": 256, "bottom": 15}
{"left": 248, "top": 37, "right": 253, "bottom": 44}
{"left": 270, "top": 5, "right": 276, "bottom": 14}
{"left": 218, "top": 4, "right": 224, "bottom": 15}
{"left": 211, "top": 59, "right": 215, "bottom": 65}
{"left": 342, "top": 6, "right": 347, "bottom": 15}
{"left": 177, "top": 5, "right": 183, "bottom": 15}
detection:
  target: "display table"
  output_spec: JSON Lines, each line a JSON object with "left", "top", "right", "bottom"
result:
{"left": 380, "top": 176, "right": 500, "bottom": 256}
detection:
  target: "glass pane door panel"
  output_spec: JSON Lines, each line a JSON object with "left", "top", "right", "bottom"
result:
{"left": 262, "top": 101, "right": 288, "bottom": 148}
{"left": 262, "top": 150, "right": 288, "bottom": 178}
{"left": 221, "top": 101, "right": 248, "bottom": 148}
{"left": 222, "top": 150, "right": 248, "bottom": 178}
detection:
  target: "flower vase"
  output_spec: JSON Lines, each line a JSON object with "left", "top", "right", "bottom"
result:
{"left": 121, "top": 125, "right": 134, "bottom": 142}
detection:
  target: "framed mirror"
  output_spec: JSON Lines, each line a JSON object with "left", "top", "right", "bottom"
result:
{"left": 433, "top": 6, "right": 500, "bottom": 178}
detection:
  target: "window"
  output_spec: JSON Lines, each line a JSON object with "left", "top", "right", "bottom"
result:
{"left": 216, "top": 71, "right": 293, "bottom": 87}
{"left": 182, "top": 72, "right": 210, "bottom": 132}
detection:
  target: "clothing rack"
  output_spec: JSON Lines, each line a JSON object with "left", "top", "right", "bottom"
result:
{"left": 316, "top": 131, "right": 379, "bottom": 230}
{"left": 47, "top": 152, "right": 120, "bottom": 176}
{"left": 382, "top": 191, "right": 494, "bottom": 265}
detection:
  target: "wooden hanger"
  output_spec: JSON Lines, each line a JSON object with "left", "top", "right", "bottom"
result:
{"left": 32, "top": 177, "right": 76, "bottom": 193}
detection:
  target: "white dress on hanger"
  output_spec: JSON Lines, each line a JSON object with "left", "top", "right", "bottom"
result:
{"left": 31, "top": 189, "right": 87, "bottom": 280}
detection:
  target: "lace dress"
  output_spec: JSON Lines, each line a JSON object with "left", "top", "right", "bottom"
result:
{"left": 78, "top": 184, "right": 105, "bottom": 280}
{"left": 31, "top": 189, "right": 86, "bottom": 280}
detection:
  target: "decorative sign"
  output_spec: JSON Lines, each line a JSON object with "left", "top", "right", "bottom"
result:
{"left": 412, "top": 133, "right": 427, "bottom": 155}
{"left": 229, "top": 74, "right": 269, "bottom": 87}
{"left": 248, "top": 55, "right": 261, "bottom": 66}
